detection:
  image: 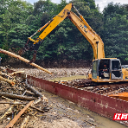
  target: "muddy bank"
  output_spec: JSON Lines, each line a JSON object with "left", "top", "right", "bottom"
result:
{"left": 10, "top": 67, "right": 90, "bottom": 80}
{"left": 0, "top": 67, "right": 92, "bottom": 128}
{"left": 27, "top": 87, "right": 128, "bottom": 128}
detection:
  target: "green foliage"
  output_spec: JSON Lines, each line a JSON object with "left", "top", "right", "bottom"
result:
{"left": 56, "top": 0, "right": 67, "bottom": 13}
{"left": 103, "top": 3, "right": 128, "bottom": 63}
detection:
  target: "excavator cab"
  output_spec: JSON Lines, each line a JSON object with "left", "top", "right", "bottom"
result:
{"left": 91, "top": 59, "right": 123, "bottom": 82}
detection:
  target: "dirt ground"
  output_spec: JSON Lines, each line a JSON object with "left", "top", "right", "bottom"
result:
{"left": 26, "top": 87, "right": 95, "bottom": 128}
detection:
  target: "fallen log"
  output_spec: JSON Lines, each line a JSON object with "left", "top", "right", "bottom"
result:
{"left": 23, "top": 90, "right": 35, "bottom": 96}
{"left": 0, "top": 76, "right": 15, "bottom": 86}
{"left": 5, "top": 100, "right": 34, "bottom": 128}
{"left": 25, "top": 80, "right": 43, "bottom": 97}
{"left": 25, "top": 81, "right": 48, "bottom": 103}
{"left": 0, "top": 48, "right": 52, "bottom": 74}
{"left": 0, "top": 92, "right": 36, "bottom": 100}
{"left": 9, "top": 71, "right": 25, "bottom": 76}
{"left": 0, "top": 102, "right": 26, "bottom": 105}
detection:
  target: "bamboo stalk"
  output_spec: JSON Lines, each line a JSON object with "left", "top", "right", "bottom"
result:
{"left": 0, "top": 48, "right": 52, "bottom": 74}
{"left": 5, "top": 100, "right": 34, "bottom": 128}
{"left": 0, "top": 76, "right": 15, "bottom": 86}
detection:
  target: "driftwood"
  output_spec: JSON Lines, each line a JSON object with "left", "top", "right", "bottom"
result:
{"left": 9, "top": 71, "right": 25, "bottom": 76}
{"left": 0, "top": 92, "right": 36, "bottom": 100}
{"left": 25, "top": 77, "right": 48, "bottom": 103}
{"left": 2, "top": 96, "right": 14, "bottom": 102}
{"left": 20, "top": 115, "right": 30, "bottom": 128}
{"left": 25, "top": 81, "right": 43, "bottom": 97}
{"left": 0, "top": 105, "right": 14, "bottom": 121}
{"left": 23, "top": 90, "right": 35, "bottom": 96}
{"left": 0, "top": 102, "right": 26, "bottom": 105}
{"left": 30, "top": 105, "right": 44, "bottom": 113}
{"left": 30, "top": 98, "right": 45, "bottom": 113}
{"left": 5, "top": 100, "right": 34, "bottom": 128}
{"left": 0, "top": 76, "right": 15, "bottom": 86}
{"left": 0, "top": 48, "right": 52, "bottom": 74}
{"left": 0, "top": 71, "right": 10, "bottom": 77}
{"left": 33, "top": 97, "right": 42, "bottom": 105}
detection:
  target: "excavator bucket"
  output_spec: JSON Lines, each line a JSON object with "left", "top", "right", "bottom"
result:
{"left": 109, "top": 92, "right": 128, "bottom": 101}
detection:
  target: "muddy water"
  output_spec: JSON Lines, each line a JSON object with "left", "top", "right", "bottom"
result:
{"left": 48, "top": 75, "right": 127, "bottom": 128}
{"left": 40, "top": 88, "right": 127, "bottom": 128}
{"left": 76, "top": 106, "right": 127, "bottom": 128}
{"left": 50, "top": 75, "right": 87, "bottom": 81}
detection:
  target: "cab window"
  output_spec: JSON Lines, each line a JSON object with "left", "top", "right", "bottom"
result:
{"left": 92, "top": 61, "right": 98, "bottom": 79}
{"left": 112, "top": 61, "right": 121, "bottom": 70}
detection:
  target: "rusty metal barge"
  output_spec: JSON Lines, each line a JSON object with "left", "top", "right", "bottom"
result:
{"left": 27, "top": 75, "right": 128, "bottom": 124}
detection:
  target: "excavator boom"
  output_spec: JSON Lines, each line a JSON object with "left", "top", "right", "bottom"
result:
{"left": 68, "top": 11, "right": 105, "bottom": 59}
{"left": 19, "top": 3, "right": 72, "bottom": 59}
{"left": 37, "top": 3, "right": 72, "bottom": 44}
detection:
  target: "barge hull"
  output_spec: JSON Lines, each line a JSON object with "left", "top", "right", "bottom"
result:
{"left": 27, "top": 75, "right": 128, "bottom": 119}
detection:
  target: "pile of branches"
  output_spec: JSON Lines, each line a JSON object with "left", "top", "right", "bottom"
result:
{"left": 58, "top": 78, "right": 128, "bottom": 95}
{"left": 0, "top": 67, "right": 49, "bottom": 128}
{"left": 57, "top": 79, "right": 92, "bottom": 88}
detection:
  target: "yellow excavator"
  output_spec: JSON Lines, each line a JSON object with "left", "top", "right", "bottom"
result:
{"left": 19, "top": 3, "right": 128, "bottom": 83}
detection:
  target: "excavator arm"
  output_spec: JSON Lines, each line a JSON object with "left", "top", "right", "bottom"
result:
{"left": 19, "top": 3, "right": 72, "bottom": 62}
{"left": 29, "top": 3, "right": 73, "bottom": 45}
{"left": 19, "top": 3, "right": 105, "bottom": 62}
{"left": 69, "top": 6, "right": 105, "bottom": 59}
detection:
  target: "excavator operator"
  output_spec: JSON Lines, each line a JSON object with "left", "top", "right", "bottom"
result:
{"left": 99, "top": 64, "right": 109, "bottom": 78}
{"left": 103, "top": 65, "right": 108, "bottom": 72}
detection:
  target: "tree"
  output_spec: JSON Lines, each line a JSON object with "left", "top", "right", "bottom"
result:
{"left": 0, "top": 0, "right": 33, "bottom": 54}
{"left": 103, "top": 3, "right": 128, "bottom": 63}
